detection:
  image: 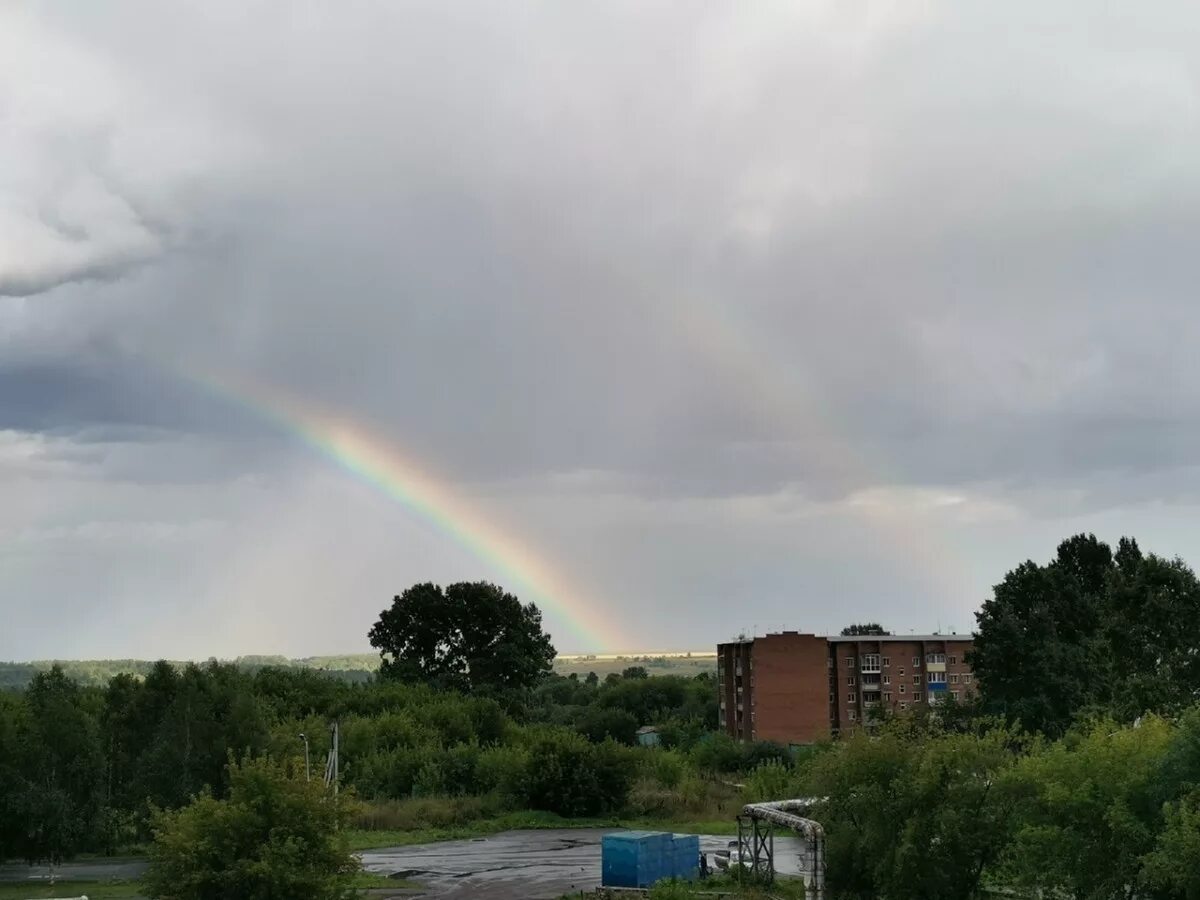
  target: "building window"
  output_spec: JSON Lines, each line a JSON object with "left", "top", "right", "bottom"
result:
{"left": 899, "top": 684, "right": 906, "bottom": 694}
{"left": 949, "top": 655, "right": 958, "bottom": 665}
{"left": 884, "top": 692, "right": 892, "bottom": 702}
{"left": 899, "top": 667, "right": 906, "bottom": 676}
{"left": 912, "top": 656, "right": 921, "bottom": 667}
{"left": 964, "top": 674, "right": 973, "bottom": 684}
{"left": 862, "top": 653, "right": 880, "bottom": 670}
{"left": 882, "top": 656, "right": 890, "bottom": 667}
{"left": 848, "top": 710, "right": 857, "bottom": 721}
{"left": 883, "top": 675, "right": 891, "bottom": 685}
{"left": 913, "top": 692, "right": 923, "bottom": 702}
{"left": 847, "top": 676, "right": 856, "bottom": 686}
{"left": 913, "top": 675, "right": 922, "bottom": 684}
{"left": 952, "top": 691, "right": 960, "bottom": 701}
{"left": 846, "top": 657, "right": 855, "bottom": 669}
{"left": 949, "top": 673, "right": 959, "bottom": 684}
{"left": 927, "top": 652, "right": 945, "bottom": 665}
{"left": 900, "top": 702, "right": 908, "bottom": 711}
{"left": 829, "top": 692, "right": 834, "bottom": 703}
{"left": 828, "top": 656, "right": 833, "bottom": 668}
{"left": 848, "top": 692, "right": 856, "bottom": 703}
{"left": 928, "top": 672, "right": 946, "bottom": 684}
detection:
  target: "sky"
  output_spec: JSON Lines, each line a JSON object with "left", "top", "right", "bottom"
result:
{"left": 6, "top": 1, "right": 1200, "bottom": 659}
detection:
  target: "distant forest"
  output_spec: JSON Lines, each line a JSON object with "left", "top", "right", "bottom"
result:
{"left": 0, "top": 655, "right": 381, "bottom": 690}
{"left": 0, "top": 652, "right": 718, "bottom": 691}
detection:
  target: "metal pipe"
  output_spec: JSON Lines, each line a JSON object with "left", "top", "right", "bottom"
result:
{"left": 740, "top": 798, "right": 826, "bottom": 900}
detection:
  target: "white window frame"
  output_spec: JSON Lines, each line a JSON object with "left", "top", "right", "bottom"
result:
{"left": 847, "top": 676, "right": 856, "bottom": 686}
{"left": 846, "top": 657, "right": 856, "bottom": 669}
{"left": 848, "top": 692, "right": 856, "bottom": 703}
{"left": 913, "top": 692, "right": 923, "bottom": 702}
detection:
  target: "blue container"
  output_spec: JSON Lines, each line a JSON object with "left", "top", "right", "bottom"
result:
{"left": 602, "top": 831, "right": 674, "bottom": 887}
{"left": 670, "top": 833, "right": 700, "bottom": 881}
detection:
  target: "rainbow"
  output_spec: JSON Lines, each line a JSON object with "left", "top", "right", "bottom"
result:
{"left": 184, "top": 368, "right": 627, "bottom": 651}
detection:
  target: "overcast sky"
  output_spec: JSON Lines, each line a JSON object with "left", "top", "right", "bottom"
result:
{"left": 6, "top": 1, "right": 1200, "bottom": 659}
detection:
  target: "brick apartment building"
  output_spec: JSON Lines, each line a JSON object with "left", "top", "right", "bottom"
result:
{"left": 716, "top": 631, "right": 976, "bottom": 745}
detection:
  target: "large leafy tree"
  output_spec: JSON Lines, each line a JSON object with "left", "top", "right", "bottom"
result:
{"left": 13, "top": 666, "right": 106, "bottom": 864}
{"left": 971, "top": 535, "right": 1111, "bottom": 735}
{"left": 369, "top": 581, "right": 556, "bottom": 693}
{"left": 972, "top": 534, "right": 1200, "bottom": 735}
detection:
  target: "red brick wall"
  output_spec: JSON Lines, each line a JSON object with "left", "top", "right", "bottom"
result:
{"left": 750, "top": 633, "right": 830, "bottom": 744}
{"left": 833, "top": 638, "right": 975, "bottom": 729}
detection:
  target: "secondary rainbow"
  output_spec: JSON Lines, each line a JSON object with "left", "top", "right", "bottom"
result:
{"left": 184, "top": 367, "right": 626, "bottom": 651}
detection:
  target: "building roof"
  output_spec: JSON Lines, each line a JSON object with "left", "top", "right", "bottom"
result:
{"left": 719, "top": 632, "right": 975, "bottom": 646}
{"left": 824, "top": 634, "right": 973, "bottom": 643}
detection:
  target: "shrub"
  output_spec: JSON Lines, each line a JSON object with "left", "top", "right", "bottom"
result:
{"left": 144, "top": 756, "right": 356, "bottom": 900}
{"left": 522, "top": 730, "right": 632, "bottom": 816}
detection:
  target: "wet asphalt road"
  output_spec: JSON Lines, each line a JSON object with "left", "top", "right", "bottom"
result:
{"left": 0, "top": 828, "right": 806, "bottom": 899}
{"left": 359, "top": 828, "right": 806, "bottom": 899}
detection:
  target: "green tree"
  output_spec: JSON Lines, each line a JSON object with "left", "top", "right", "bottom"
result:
{"left": 576, "top": 707, "right": 639, "bottom": 745}
{"left": 807, "top": 720, "right": 1022, "bottom": 900}
{"left": 974, "top": 534, "right": 1200, "bottom": 735}
{"left": 144, "top": 756, "right": 357, "bottom": 900}
{"left": 840, "top": 623, "right": 890, "bottom": 636}
{"left": 971, "top": 534, "right": 1115, "bottom": 735}
{"left": 1141, "top": 788, "right": 1200, "bottom": 899}
{"left": 369, "top": 581, "right": 556, "bottom": 693}
{"left": 999, "top": 716, "right": 1173, "bottom": 899}
{"left": 15, "top": 666, "right": 106, "bottom": 864}
{"left": 1104, "top": 549, "right": 1200, "bottom": 721}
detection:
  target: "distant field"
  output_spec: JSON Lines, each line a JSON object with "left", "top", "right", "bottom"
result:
{"left": 554, "top": 653, "right": 717, "bottom": 678}
{"left": 0, "top": 651, "right": 715, "bottom": 689}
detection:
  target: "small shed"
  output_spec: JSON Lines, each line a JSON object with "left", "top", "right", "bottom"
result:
{"left": 636, "top": 725, "right": 661, "bottom": 747}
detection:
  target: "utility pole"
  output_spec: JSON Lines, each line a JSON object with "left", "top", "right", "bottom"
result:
{"left": 299, "top": 733, "right": 311, "bottom": 782}
{"left": 323, "top": 721, "right": 339, "bottom": 795}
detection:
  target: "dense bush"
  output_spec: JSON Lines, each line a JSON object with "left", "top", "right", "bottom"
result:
{"left": 520, "top": 730, "right": 633, "bottom": 817}
{"left": 144, "top": 756, "right": 357, "bottom": 900}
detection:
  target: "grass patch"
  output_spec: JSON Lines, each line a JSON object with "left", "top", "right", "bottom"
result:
{"left": 351, "top": 871, "right": 422, "bottom": 890}
{"left": 347, "top": 809, "right": 738, "bottom": 851}
{"left": 0, "top": 881, "right": 145, "bottom": 899}
{"left": 573, "top": 874, "right": 807, "bottom": 899}
{"left": 0, "top": 874, "right": 416, "bottom": 899}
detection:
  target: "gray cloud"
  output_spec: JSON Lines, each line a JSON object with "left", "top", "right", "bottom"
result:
{"left": 7, "top": 2, "right": 1200, "bottom": 656}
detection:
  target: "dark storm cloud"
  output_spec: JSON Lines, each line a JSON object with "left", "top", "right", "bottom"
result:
{"left": 9, "top": 1, "right": 1200, "bottom": 511}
